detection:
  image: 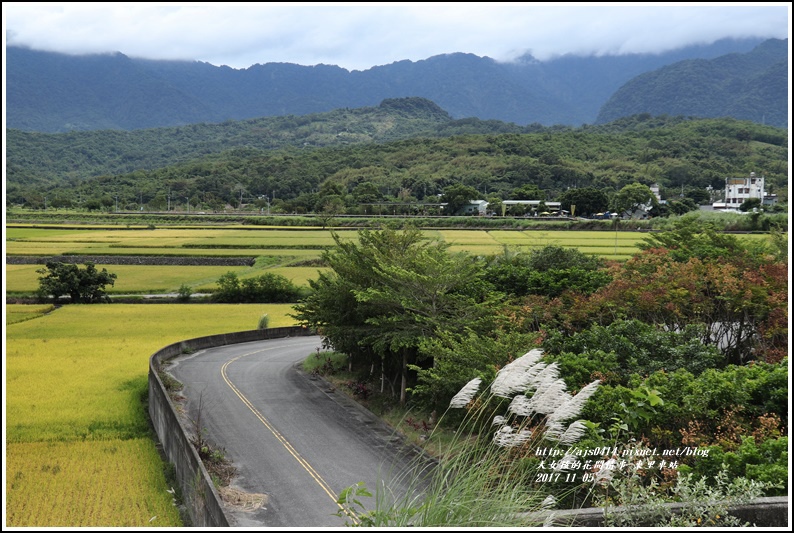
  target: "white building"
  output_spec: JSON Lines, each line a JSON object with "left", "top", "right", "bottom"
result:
{"left": 713, "top": 172, "right": 776, "bottom": 210}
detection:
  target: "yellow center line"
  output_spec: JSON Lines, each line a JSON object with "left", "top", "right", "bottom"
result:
{"left": 219, "top": 344, "right": 358, "bottom": 523}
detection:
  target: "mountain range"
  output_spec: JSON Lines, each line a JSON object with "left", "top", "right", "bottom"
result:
{"left": 5, "top": 37, "right": 788, "bottom": 133}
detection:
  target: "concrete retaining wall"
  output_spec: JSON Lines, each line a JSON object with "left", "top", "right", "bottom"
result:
{"left": 148, "top": 326, "right": 314, "bottom": 527}
{"left": 527, "top": 495, "right": 788, "bottom": 527}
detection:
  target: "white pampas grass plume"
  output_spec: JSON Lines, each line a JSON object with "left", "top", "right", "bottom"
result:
{"left": 491, "top": 349, "right": 545, "bottom": 397}
{"left": 553, "top": 453, "right": 578, "bottom": 471}
{"left": 541, "top": 495, "right": 556, "bottom": 509}
{"left": 526, "top": 379, "right": 570, "bottom": 415}
{"left": 593, "top": 458, "right": 618, "bottom": 485}
{"left": 449, "top": 377, "right": 482, "bottom": 408}
{"left": 546, "top": 380, "right": 601, "bottom": 425}
{"left": 507, "top": 394, "right": 533, "bottom": 417}
{"left": 549, "top": 420, "right": 588, "bottom": 446}
{"left": 492, "top": 415, "right": 506, "bottom": 426}
{"left": 493, "top": 426, "right": 533, "bottom": 448}
{"left": 528, "top": 362, "right": 560, "bottom": 390}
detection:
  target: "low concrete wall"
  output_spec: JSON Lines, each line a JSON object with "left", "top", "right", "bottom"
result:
{"left": 530, "top": 495, "right": 788, "bottom": 527}
{"left": 148, "top": 326, "right": 314, "bottom": 527}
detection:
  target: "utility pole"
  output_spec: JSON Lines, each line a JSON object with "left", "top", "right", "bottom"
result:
{"left": 186, "top": 197, "right": 190, "bottom": 214}
{"left": 114, "top": 196, "right": 118, "bottom": 213}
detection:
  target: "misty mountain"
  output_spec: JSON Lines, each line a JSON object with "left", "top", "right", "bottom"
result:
{"left": 596, "top": 38, "right": 788, "bottom": 127}
{"left": 6, "top": 38, "right": 773, "bottom": 133}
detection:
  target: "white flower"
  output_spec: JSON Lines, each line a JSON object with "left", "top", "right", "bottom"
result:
{"left": 528, "top": 362, "right": 560, "bottom": 391}
{"left": 526, "top": 379, "right": 570, "bottom": 415}
{"left": 450, "top": 377, "right": 482, "bottom": 408}
{"left": 553, "top": 453, "right": 578, "bottom": 471}
{"left": 540, "top": 495, "right": 556, "bottom": 509}
{"left": 546, "top": 380, "right": 600, "bottom": 425}
{"left": 507, "top": 394, "right": 533, "bottom": 417}
{"left": 493, "top": 426, "right": 533, "bottom": 447}
{"left": 491, "top": 350, "right": 546, "bottom": 397}
{"left": 548, "top": 420, "right": 588, "bottom": 446}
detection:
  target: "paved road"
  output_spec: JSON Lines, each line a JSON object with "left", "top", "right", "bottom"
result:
{"left": 167, "top": 336, "right": 429, "bottom": 527}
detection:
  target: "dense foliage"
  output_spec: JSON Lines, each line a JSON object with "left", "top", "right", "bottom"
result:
{"left": 596, "top": 38, "right": 788, "bottom": 128}
{"left": 8, "top": 115, "right": 788, "bottom": 219}
{"left": 36, "top": 261, "right": 117, "bottom": 303}
{"left": 211, "top": 271, "right": 301, "bottom": 303}
{"left": 294, "top": 220, "right": 788, "bottom": 496}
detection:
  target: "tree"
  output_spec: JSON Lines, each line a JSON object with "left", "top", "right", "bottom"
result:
{"left": 36, "top": 261, "right": 117, "bottom": 303}
{"left": 212, "top": 271, "right": 300, "bottom": 303}
{"left": 739, "top": 198, "right": 762, "bottom": 212}
{"left": 612, "top": 182, "right": 656, "bottom": 216}
{"left": 556, "top": 187, "right": 609, "bottom": 217}
{"left": 440, "top": 184, "right": 479, "bottom": 216}
{"left": 510, "top": 184, "right": 545, "bottom": 201}
{"left": 292, "top": 227, "right": 497, "bottom": 405}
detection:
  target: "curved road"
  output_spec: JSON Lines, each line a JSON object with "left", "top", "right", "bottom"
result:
{"left": 167, "top": 336, "right": 429, "bottom": 527}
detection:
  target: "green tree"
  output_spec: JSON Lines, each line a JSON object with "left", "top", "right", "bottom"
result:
{"left": 612, "top": 182, "right": 656, "bottom": 215}
{"left": 292, "top": 227, "right": 497, "bottom": 405}
{"left": 510, "top": 184, "right": 545, "bottom": 200}
{"left": 440, "top": 184, "right": 479, "bottom": 216}
{"left": 212, "top": 271, "right": 300, "bottom": 303}
{"left": 739, "top": 198, "right": 762, "bottom": 212}
{"left": 36, "top": 261, "right": 117, "bottom": 303}
{"left": 556, "top": 187, "right": 610, "bottom": 217}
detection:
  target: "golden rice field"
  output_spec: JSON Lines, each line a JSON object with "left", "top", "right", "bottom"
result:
{"left": 6, "top": 225, "right": 646, "bottom": 260}
{"left": 5, "top": 303, "right": 55, "bottom": 325}
{"left": 6, "top": 263, "right": 329, "bottom": 294}
{"left": 5, "top": 303, "right": 299, "bottom": 526}
{"left": 5, "top": 226, "right": 652, "bottom": 296}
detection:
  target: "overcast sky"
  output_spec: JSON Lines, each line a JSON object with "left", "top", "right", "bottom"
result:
{"left": 2, "top": 3, "right": 791, "bottom": 71}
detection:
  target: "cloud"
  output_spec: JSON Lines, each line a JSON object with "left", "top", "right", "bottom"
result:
{"left": 3, "top": 3, "right": 790, "bottom": 71}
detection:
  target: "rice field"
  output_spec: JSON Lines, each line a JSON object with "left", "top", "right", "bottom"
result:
{"left": 5, "top": 303, "right": 55, "bottom": 325}
{"left": 5, "top": 226, "right": 651, "bottom": 296}
{"left": 5, "top": 303, "right": 300, "bottom": 526}
{"left": 6, "top": 226, "right": 646, "bottom": 260}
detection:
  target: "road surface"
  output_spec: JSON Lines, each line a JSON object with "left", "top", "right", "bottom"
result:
{"left": 166, "top": 336, "right": 429, "bottom": 527}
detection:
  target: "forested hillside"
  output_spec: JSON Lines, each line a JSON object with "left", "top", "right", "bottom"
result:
{"left": 6, "top": 97, "right": 542, "bottom": 191}
{"left": 6, "top": 37, "right": 768, "bottom": 132}
{"left": 596, "top": 38, "right": 788, "bottom": 127}
{"left": 8, "top": 112, "right": 787, "bottom": 214}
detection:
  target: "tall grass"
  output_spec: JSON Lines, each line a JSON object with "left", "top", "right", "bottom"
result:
{"left": 336, "top": 349, "right": 601, "bottom": 526}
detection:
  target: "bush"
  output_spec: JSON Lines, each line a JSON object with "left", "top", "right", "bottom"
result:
{"left": 257, "top": 313, "right": 269, "bottom": 330}
{"left": 212, "top": 271, "right": 301, "bottom": 303}
{"left": 176, "top": 283, "right": 192, "bottom": 302}
{"left": 677, "top": 436, "right": 788, "bottom": 495}
{"left": 542, "top": 320, "right": 725, "bottom": 388}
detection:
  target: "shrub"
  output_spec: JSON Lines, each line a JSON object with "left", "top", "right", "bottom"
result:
{"left": 176, "top": 283, "right": 192, "bottom": 302}
{"left": 542, "top": 319, "right": 725, "bottom": 388}
{"left": 212, "top": 271, "right": 301, "bottom": 303}
{"left": 257, "top": 314, "right": 269, "bottom": 330}
{"left": 677, "top": 436, "right": 788, "bottom": 495}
